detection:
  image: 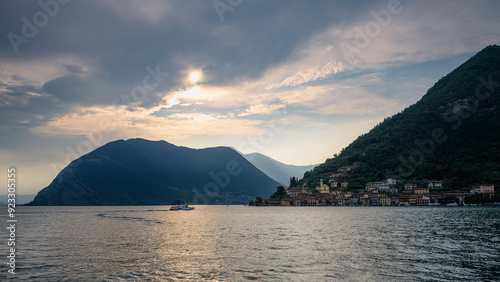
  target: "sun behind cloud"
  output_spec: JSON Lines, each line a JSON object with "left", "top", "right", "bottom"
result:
{"left": 189, "top": 71, "right": 201, "bottom": 83}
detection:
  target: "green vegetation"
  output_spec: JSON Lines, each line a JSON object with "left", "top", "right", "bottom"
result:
{"left": 300, "top": 45, "right": 500, "bottom": 188}
{"left": 438, "top": 196, "right": 459, "bottom": 205}
{"left": 289, "top": 177, "right": 299, "bottom": 188}
{"left": 464, "top": 194, "right": 500, "bottom": 205}
{"left": 248, "top": 197, "right": 263, "bottom": 206}
{"left": 249, "top": 186, "right": 286, "bottom": 205}
{"left": 268, "top": 186, "right": 287, "bottom": 201}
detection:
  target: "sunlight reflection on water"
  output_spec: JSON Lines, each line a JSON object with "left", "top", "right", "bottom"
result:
{"left": 1, "top": 206, "right": 499, "bottom": 281}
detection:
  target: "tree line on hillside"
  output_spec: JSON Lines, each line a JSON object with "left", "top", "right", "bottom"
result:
{"left": 299, "top": 45, "right": 500, "bottom": 189}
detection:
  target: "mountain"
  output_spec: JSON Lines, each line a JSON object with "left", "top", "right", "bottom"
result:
{"left": 243, "top": 152, "right": 318, "bottom": 186}
{"left": 301, "top": 45, "right": 500, "bottom": 189}
{"left": 27, "top": 139, "right": 281, "bottom": 205}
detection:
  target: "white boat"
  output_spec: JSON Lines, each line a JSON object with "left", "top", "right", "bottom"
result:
{"left": 170, "top": 204, "right": 194, "bottom": 211}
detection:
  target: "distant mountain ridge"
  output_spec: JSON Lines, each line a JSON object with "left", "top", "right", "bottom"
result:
{"left": 301, "top": 45, "right": 500, "bottom": 188}
{"left": 243, "top": 152, "right": 318, "bottom": 186}
{"left": 28, "top": 139, "right": 281, "bottom": 205}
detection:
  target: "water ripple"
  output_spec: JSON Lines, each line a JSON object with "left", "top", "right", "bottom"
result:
{"left": 0, "top": 206, "right": 499, "bottom": 281}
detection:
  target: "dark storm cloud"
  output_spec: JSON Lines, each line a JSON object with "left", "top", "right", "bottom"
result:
{"left": 0, "top": 0, "right": 372, "bottom": 106}
{"left": 42, "top": 75, "right": 88, "bottom": 103}
{"left": 0, "top": 0, "right": 379, "bottom": 136}
{"left": 65, "top": 64, "right": 84, "bottom": 74}
{"left": 0, "top": 84, "right": 57, "bottom": 129}
{"left": 1, "top": 0, "right": 499, "bottom": 122}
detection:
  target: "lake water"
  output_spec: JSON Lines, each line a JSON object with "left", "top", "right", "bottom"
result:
{"left": 1, "top": 206, "right": 499, "bottom": 281}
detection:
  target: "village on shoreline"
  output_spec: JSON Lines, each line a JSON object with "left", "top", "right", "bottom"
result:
{"left": 255, "top": 166, "right": 497, "bottom": 206}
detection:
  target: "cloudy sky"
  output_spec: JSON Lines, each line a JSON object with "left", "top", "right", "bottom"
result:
{"left": 1, "top": 0, "right": 499, "bottom": 194}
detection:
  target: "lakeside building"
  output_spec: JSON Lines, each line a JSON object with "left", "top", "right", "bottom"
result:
{"left": 416, "top": 196, "right": 430, "bottom": 206}
{"left": 286, "top": 187, "right": 314, "bottom": 197}
{"left": 470, "top": 187, "right": 481, "bottom": 194}
{"left": 428, "top": 181, "right": 443, "bottom": 189}
{"left": 316, "top": 179, "right": 330, "bottom": 194}
{"left": 386, "top": 178, "right": 398, "bottom": 185}
{"left": 379, "top": 196, "right": 391, "bottom": 206}
{"left": 414, "top": 188, "right": 429, "bottom": 194}
{"left": 338, "top": 166, "right": 352, "bottom": 173}
{"left": 267, "top": 180, "right": 495, "bottom": 207}
{"left": 378, "top": 183, "right": 390, "bottom": 190}
{"left": 441, "top": 191, "right": 469, "bottom": 204}
{"left": 366, "top": 182, "right": 383, "bottom": 190}
{"left": 405, "top": 183, "right": 416, "bottom": 191}
{"left": 480, "top": 184, "right": 495, "bottom": 195}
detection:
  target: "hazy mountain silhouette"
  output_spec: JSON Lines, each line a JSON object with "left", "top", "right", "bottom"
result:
{"left": 243, "top": 152, "right": 318, "bottom": 186}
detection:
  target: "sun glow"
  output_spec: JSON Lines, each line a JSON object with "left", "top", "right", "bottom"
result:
{"left": 178, "top": 86, "right": 204, "bottom": 100}
{"left": 189, "top": 71, "right": 201, "bottom": 83}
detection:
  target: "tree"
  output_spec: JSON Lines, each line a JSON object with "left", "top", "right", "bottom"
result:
{"left": 297, "top": 45, "right": 500, "bottom": 190}
{"left": 438, "top": 195, "right": 458, "bottom": 205}
{"left": 269, "top": 186, "right": 287, "bottom": 201}
{"left": 277, "top": 186, "right": 285, "bottom": 194}
{"left": 255, "top": 197, "right": 263, "bottom": 206}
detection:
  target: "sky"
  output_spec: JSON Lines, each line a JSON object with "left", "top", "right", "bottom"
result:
{"left": 1, "top": 0, "right": 499, "bottom": 195}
